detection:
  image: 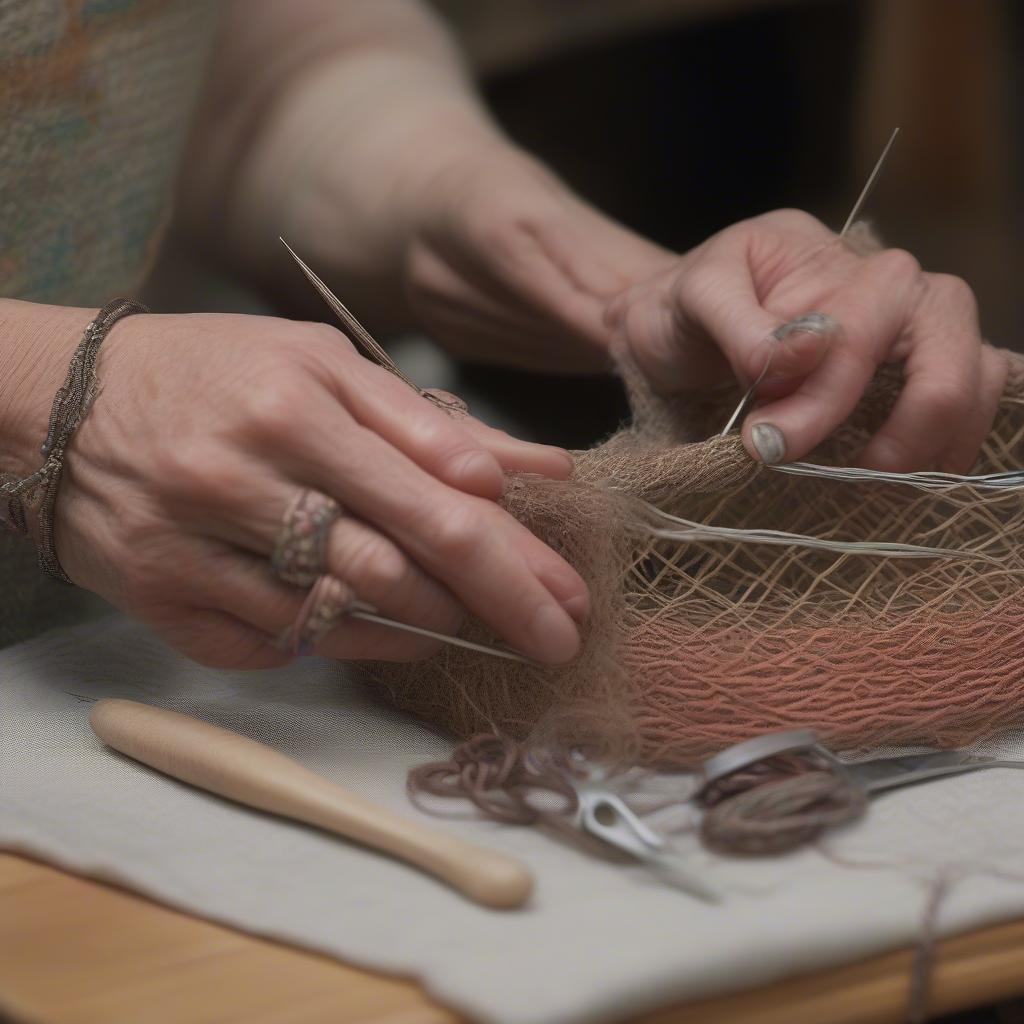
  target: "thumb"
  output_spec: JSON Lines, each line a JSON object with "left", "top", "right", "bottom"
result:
{"left": 750, "top": 313, "right": 838, "bottom": 401}
{"left": 677, "top": 259, "right": 835, "bottom": 393}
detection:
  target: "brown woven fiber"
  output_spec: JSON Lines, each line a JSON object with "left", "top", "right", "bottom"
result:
{"left": 371, "top": 351, "right": 1024, "bottom": 767}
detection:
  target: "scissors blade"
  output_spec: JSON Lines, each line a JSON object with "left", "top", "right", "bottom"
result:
{"left": 845, "top": 750, "right": 980, "bottom": 793}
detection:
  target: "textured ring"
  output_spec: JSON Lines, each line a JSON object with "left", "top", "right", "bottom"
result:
{"left": 283, "top": 575, "right": 355, "bottom": 655}
{"left": 271, "top": 490, "right": 342, "bottom": 586}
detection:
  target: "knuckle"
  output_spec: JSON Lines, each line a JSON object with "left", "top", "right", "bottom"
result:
{"left": 292, "top": 322, "right": 354, "bottom": 364}
{"left": 152, "top": 442, "right": 228, "bottom": 501}
{"left": 239, "top": 376, "right": 308, "bottom": 442}
{"left": 873, "top": 247, "right": 921, "bottom": 281}
{"left": 432, "top": 502, "right": 484, "bottom": 560}
{"left": 763, "top": 207, "right": 823, "bottom": 233}
{"left": 338, "top": 530, "right": 408, "bottom": 597}
{"left": 931, "top": 273, "right": 978, "bottom": 314}
{"left": 417, "top": 417, "right": 463, "bottom": 456}
{"left": 921, "top": 380, "right": 970, "bottom": 421}
{"left": 299, "top": 320, "right": 346, "bottom": 348}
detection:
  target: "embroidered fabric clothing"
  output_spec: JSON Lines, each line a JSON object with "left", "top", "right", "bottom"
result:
{"left": 0, "top": 0, "right": 220, "bottom": 645}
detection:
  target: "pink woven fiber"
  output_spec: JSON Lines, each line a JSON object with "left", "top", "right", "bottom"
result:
{"left": 372, "top": 354, "right": 1024, "bottom": 766}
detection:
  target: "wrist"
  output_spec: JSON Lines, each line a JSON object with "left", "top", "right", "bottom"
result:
{"left": 400, "top": 145, "right": 677, "bottom": 368}
{"left": 0, "top": 300, "right": 96, "bottom": 479}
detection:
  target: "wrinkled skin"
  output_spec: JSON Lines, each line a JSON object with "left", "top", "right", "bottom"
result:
{"left": 50, "top": 311, "right": 588, "bottom": 669}
{"left": 402, "top": 150, "right": 1004, "bottom": 473}
{"left": 5, "top": 2, "right": 1003, "bottom": 673}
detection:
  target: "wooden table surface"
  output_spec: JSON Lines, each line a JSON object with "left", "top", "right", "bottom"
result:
{"left": 3, "top": 852, "right": 1024, "bottom": 1024}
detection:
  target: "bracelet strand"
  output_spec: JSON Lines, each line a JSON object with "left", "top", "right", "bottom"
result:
{"left": 0, "top": 297, "right": 149, "bottom": 582}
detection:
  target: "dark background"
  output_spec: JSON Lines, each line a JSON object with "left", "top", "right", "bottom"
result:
{"left": 433, "top": 0, "right": 1024, "bottom": 449}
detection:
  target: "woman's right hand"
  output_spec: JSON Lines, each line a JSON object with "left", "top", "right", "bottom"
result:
{"left": 23, "top": 309, "right": 587, "bottom": 669}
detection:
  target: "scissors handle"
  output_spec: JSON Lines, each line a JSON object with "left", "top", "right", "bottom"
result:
{"left": 700, "top": 729, "right": 820, "bottom": 789}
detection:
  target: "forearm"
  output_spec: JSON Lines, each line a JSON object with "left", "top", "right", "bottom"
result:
{"left": 0, "top": 300, "right": 94, "bottom": 481}
{"left": 177, "top": 0, "right": 507, "bottom": 323}
{"left": 176, "top": 0, "right": 672, "bottom": 368}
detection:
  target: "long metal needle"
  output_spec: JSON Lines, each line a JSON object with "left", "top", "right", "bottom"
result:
{"left": 840, "top": 126, "right": 900, "bottom": 237}
{"left": 721, "top": 127, "right": 901, "bottom": 436}
{"left": 280, "top": 243, "right": 538, "bottom": 666}
{"left": 349, "top": 605, "right": 534, "bottom": 664}
{"left": 280, "top": 237, "right": 422, "bottom": 390}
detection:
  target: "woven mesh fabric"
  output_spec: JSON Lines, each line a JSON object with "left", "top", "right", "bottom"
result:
{"left": 372, "top": 351, "right": 1024, "bottom": 766}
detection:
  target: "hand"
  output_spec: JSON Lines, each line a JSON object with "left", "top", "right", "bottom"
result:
{"left": 403, "top": 152, "right": 1002, "bottom": 473}
{"left": 402, "top": 146, "right": 676, "bottom": 372}
{"left": 605, "top": 209, "right": 1008, "bottom": 473}
{"left": 45, "top": 311, "right": 587, "bottom": 668}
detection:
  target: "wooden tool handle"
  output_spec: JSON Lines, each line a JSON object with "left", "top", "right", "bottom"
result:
{"left": 90, "top": 699, "right": 531, "bottom": 909}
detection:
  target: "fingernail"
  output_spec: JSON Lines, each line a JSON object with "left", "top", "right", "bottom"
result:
{"left": 556, "top": 448, "right": 575, "bottom": 476}
{"left": 751, "top": 422, "right": 787, "bottom": 465}
{"left": 529, "top": 603, "right": 580, "bottom": 664}
{"left": 773, "top": 312, "right": 837, "bottom": 340}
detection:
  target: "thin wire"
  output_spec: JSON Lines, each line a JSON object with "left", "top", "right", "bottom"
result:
{"left": 279, "top": 238, "right": 423, "bottom": 390}
{"left": 720, "top": 127, "right": 901, "bottom": 437}
{"left": 279, "top": 244, "right": 535, "bottom": 665}
{"left": 348, "top": 608, "right": 535, "bottom": 665}
{"left": 770, "top": 461, "right": 1024, "bottom": 492}
{"left": 641, "top": 504, "right": 998, "bottom": 562}
{"left": 840, "top": 127, "right": 901, "bottom": 237}
{"left": 719, "top": 358, "right": 774, "bottom": 436}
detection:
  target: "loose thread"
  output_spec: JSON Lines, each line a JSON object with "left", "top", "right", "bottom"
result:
{"left": 907, "top": 870, "right": 957, "bottom": 1023}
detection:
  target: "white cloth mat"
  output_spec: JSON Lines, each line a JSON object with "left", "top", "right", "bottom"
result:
{"left": 4, "top": 615, "right": 1024, "bottom": 1024}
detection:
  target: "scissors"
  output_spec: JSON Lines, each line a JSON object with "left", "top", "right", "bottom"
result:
{"left": 695, "top": 728, "right": 1024, "bottom": 854}
{"left": 569, "top": 758, "right": 719, "bottom": 902}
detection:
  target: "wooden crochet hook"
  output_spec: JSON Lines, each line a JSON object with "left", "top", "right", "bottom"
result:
{"left": 90, "top": 699, "right": 532, "bottom": 910}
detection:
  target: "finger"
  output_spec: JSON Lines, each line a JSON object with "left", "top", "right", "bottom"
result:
{"left": 169, "top": 415, "right": 586, "bottom": 663}
{"left": 421, "top": 387, "right": 575, "bottom": 480}
{"left": 614, "top": 260, "right": 779, "bottom": 393}
{"left": 939, "top": 344, "right": 1007, "bottom": 474}
{"left": 187, "top": 473, "right": 466, "bottom": 637}
{"left": 676, "top": 265, "right": 799, "bottom": 387}
{"left": 457, "top": 415, "right": 575, "bottom": 479}
{"left": 742, "top": 332, "right": 872, "bottom": 464}
{"left": 204, "top": 554, "right": 449, "bottom": 662}
{"left": 859, "top": 275, "right": 985, "bottom": 472}
{"left": 754, "top": 314, "right": 837, "bottom": 401}
{"left": 742, "top": 253, "right": 919, "bottom": 463}
{"left": 273, "top": 401, "right": 587, "bottom": 662}
{"left": 333, "top": 358, "right": 574, "bottom": 494}
{"left": 149, "top": 606, "right": 291, "bottom": 670}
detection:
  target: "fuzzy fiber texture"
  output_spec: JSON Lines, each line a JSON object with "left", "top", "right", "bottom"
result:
{"left": 373, "top": 351, "right": 1024, "bottom": 765}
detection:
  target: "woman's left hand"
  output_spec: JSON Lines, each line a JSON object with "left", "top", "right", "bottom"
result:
{"left": 605, "top": 208, "right": 1008, "bottom": 473}
{"left": 402, "top": 149, "right": 1005, "bottom": 474}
